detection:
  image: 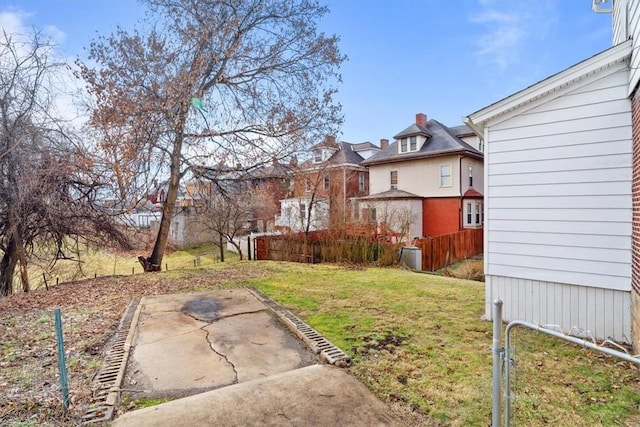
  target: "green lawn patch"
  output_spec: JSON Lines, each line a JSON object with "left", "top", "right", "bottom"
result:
{"left": 248, "top": 262, "right": 640, "bottom": 426}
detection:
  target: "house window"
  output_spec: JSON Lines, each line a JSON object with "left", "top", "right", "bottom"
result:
{"left": 469, "top": 166, "right": 473, "bottom": 187}
{"left": 364, "top": 207, "right": 377, "bottom": 223}
{"left": 464, "top": 201, "right": 483, "bottom": 227}
{"left": 400, "top": 138, "right": 407, "bottom": 153}
{"left": 305, "top": 178, "right": 311, "bottom": 192}
{"left": 300, "top": 203, "right": 307, "bottom": 219}
{"left": 358, "top": 172, "right": 366, "bottom": 191}
{"left": 390, "top": 170, "right": 398, "bottom": 190}
{"left": 440, "top": 164, "right": 452, "bottom": 187}
{"left": 313, "top": 151, "right": 322, "bottom": 163}
{"left": 410, "top": 136, "right": 417, "bottom": 151}
{"left": 323, "top": 174, "right": 330, "bottom": 191}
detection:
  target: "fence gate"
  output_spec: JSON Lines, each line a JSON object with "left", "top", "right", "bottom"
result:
{"left": 491, "top": 299, "right": 640, "bottom": 427}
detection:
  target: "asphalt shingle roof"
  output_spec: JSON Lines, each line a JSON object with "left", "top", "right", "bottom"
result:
{"left": 362, "top": 119, "right": 482, "bottom": 166}
{"left": 358, "top": 189, "right": 422, "bottom": 200}
{"left": 393, "top": 123, "right": 431, "bottom": 139}
{"left": 304, "top": 140, "right": 375, "bottom": 167}
{"left": 448, "top": 124, "right": 474, "bottom": 137}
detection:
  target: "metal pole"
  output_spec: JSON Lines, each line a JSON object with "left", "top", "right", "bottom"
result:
{"left": 54, "top": 308, "right": 69, "bottom": 411}
{"left": 492, "top": 299, "right": 503, "bottom": 427}
{"left": 247, "top": 235, "right": 252, "bottom": 261}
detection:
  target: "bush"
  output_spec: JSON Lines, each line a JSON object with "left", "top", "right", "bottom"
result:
{"left": 442, "top": 258, "right": 484, "bottom": 281}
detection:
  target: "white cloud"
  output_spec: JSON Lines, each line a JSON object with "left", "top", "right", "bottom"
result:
{"left": 0, "top": 9, "right": 29, "bottom": 35}
{"left": 0, "top": 8, "right": 86, "bottom": 126}
{"left": 470, "top": 1, "right": 556, "bottom": 70}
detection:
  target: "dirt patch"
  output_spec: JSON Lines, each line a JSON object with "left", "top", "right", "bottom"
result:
{"left": 353, "top": 332, "right": 409, "bottom": 356}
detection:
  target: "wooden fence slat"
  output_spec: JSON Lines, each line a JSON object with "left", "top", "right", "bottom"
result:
{"left": 417, "top": 228, "right": 483, "bottom": 272}
{"left": 256, "top": 228, "right": 483, "bottom": 270}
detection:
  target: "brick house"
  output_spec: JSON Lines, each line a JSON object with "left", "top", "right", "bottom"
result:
{"left": 275, "top": 136, "right": 378, "bottom": 232}
{"left": 359, "top": 113, "right": 483, "bottom": 240}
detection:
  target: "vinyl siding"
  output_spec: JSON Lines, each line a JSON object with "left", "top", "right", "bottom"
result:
{"left": 486, "top": 275, "right": 631, "bottom": 343}
{"left": 613, "top": 0, "right": 629, "bottom": 45}
{"left": 614, "top": 0, "right": 640, "bottom": 93}
{"left": 486, "top": 65, "right": 632, "bottom": 292}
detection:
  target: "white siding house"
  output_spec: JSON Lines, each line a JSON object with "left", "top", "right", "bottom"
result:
{"left": 614, "top": 0, "right": 640, "bottom": 94}
{"left": 465, "top": 40, "right": 633, "bottom": 342}
{"left": 274, "top": 196, "right": 329, "bottom": 232}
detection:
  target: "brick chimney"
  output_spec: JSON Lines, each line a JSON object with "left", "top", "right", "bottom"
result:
{"left": 416, "top": 113, "right": 427, "bottom": 127}
{"left": 380, "top": 138, "right": 389, "bottom": 149}
{"left": 324, "top": 135, "right": 336, "bottom": 145}
{"left": 289, "top": 155, "right": 298, "bottom": 166}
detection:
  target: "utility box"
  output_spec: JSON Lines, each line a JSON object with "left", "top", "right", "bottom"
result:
{"left": 401, "top": 246, "right": 422, "bottom": 271}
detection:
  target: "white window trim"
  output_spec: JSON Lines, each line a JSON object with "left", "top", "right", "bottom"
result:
{"left": 400, "top": 138, "right": 408, "bottom": 153}
{"left": 464, "top": 201, "right": 483, "bottom": 228}
{"left": 439, "top": 163, "right": 452, "bottom": 187}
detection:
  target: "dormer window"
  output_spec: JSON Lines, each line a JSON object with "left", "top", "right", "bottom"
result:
{"left": 399, "top": 135, "right": 420, "bottom": 153}
{"left": 312, "top": 147, "right": 336, "bottom": 163}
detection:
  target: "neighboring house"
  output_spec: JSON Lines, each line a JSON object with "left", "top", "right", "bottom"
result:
{"left": 275, "top": 136, "right": 378, "bottom": 232}
{"left": 246, "top": 160, "right": 296, "bottom": 232}
{"left": 465, "top": 37, "right": 633, "bottom": 341}
{"left": 188, "top": 161, "right": 295, "bottom": 233}
{"left": 146, "top": 179, "right": 216, "bottom": 248}
{"left": 275, "top": 195, "right": 330, "bottom": 232}
{"left": 359, "top": 113, "right": 484, "bottom": 240}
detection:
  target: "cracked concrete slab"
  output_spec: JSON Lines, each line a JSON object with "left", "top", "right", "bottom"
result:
{"left": 124, "top": 289, "right": 316, "bottom": 397}
{"left": 205, "top": 311, "right": 312, "bottom": 383}
{"left": 117, "top": 288, "right": 401, "bottom": 425}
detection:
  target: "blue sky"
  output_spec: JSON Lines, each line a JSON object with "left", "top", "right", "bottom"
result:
{"left": 1, "top": 0, "right": 613, "bottom": 144}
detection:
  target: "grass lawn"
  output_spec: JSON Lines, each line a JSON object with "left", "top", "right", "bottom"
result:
{"left": 248, "top": 262, "right": 640, "bottom": 426}
{"left": 1, "top": 259, "right": 638, "bottom": 426}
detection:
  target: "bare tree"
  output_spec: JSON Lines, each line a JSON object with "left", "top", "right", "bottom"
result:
{"left": 0, "top": 30, "right": 130, "bottom": 296}
{"left": 79, "top": 0, "right": 344, "bottom": 271}
{"left": 195, "top": 192, "right": 253, "bottom": 260}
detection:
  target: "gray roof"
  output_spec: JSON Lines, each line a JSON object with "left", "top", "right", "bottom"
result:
{"left": 448, "top": 124, "right": 474, "bottom": 137}
{"left": 393, "top": 123, "right": 431, "bottom": 139}
{"left": 247, "top": 161, "right": 294, "bottom": 179}
{"left": 350, "top": 141, "right": 379, "bottom": 151}
{"left": 338, "top": 141, "right": 367, "bottom": 164}
{"left": 359, "top": 189, "right": 422, "bottom": 200}
{"left": 362, "top": 119, "right": 483, "bottom": 166}
{"left": 303, "top": 140, "right": 370, "bottom": 167}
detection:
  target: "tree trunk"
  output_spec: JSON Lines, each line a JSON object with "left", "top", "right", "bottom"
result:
{"left": 219, "top": 234, "right": 225, "bottom": 262}
{"left": 8, "top": 200, "right": 29, "bottom": 292}
{"left": 0, "top": 238, "right": 18, "bottom": 296}
{"left": 140, "top": 119, "right": 186, "bottom": 272}
{"left": 228, "top": 238, "right": 243, "bottom": 260}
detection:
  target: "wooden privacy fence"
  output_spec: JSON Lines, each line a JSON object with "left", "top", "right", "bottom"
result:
{"left": 413, "top": 228, "right": 483, "bottom": 271}
{"left": 253, "top": 230, "right": 399, "bottom": 265}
